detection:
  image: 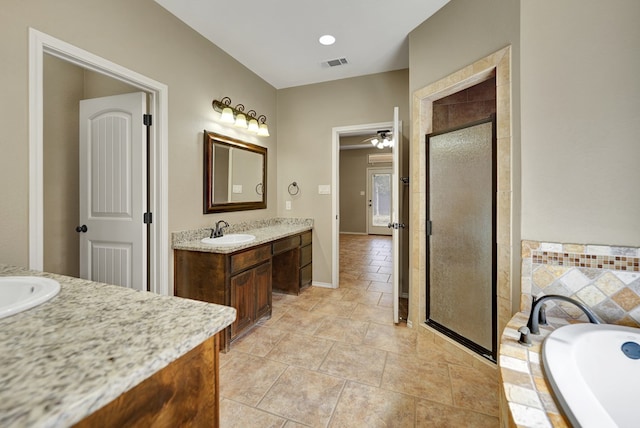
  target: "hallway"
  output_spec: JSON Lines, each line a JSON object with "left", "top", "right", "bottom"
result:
{"left": 219, "top": 234, "right": 499, "bottom": 427}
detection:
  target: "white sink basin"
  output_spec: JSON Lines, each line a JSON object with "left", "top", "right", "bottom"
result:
{"left": 0, "top": 276, "right": 61, "bottom": 319}
{"left": 543, "top": 323, "right": 640, "bottom": 427}
{"left": 201, "top": 234, "right": 256, "bottom": 246}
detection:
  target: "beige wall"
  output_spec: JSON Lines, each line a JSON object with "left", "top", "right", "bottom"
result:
{"left": 43, "top": 55, "right": 84, "bottom": 276}
{"left": 277, "top": 70, "right": 409, "bottom": 284}
{"left": 0, "top": 0, "right": 277, "bottom": 276}
{"left": 520, "top": 0, "right": 640, "bottom": 246}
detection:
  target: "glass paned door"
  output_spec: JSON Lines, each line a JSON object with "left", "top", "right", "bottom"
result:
{"left": 367, "top": 168, "right": 392, "bottom": 235}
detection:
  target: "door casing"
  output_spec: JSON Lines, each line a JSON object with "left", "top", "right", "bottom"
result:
{"left": 28, "top": 28, "right": 170, "bottom": 295}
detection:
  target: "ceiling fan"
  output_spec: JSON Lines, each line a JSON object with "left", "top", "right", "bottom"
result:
{"left": 361, "top": 129, "right": 394, "bottom": 149}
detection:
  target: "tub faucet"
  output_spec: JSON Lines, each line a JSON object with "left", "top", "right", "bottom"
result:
{"left": 211, "top": 220, "right": 229, "bottom": 238}
{"left": 526, "top": 294, "right": 603, "bottom": 334}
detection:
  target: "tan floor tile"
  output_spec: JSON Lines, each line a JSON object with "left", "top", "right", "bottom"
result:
{"left": 342, "top": 289, "right": 383, "bottom": 306}
{"left": 258, "top": 366, "right": 345, "bottom": 427}
{"left": 382, "top": 352, "right": 453, "bottom": 404}
{"left": 272, "top": 292, "right": 299, "bottom": 307}
{"left": 220, "top": 398, "right": 286, "bottom": 427}
{"left": 257, "top": 304, "right": 288, "bottom": 327}
{"left": 304, "top": 286, "right": 347, "bottom": 300}
{"left": 416, "top": 333, "right": 474, "bottom": 367}
{"left": 311, "top": 298, "right": 358, "bottom": 317}
{"left": 319, "top": 342, "right": 387, "bottom": 386}
{"left": 378, "top": 266, "right": 393, "bottom": 274}
{"left": 286, "top": 295, "right": 322, "bottom": 311}
{"left": 271, "top": 307, "right": 328, "bottom": 335}
{"left": 359, "top": 272, "right": 392, "bottom": 282}
{"left": 338, "top": 277, "right": 372, "bottom": 290}
{"left": 378, "top": 292, "right": 393, "bottom": 308}
{"left": 351, "top": 303, "right": 394, "bottom": 325}
{"left": 266, "top": 333, "right": 334, "bottom": 370}
{"left": 363, "top": 323, "right": 417, "bottom": 354}
{"left": 220, "top": 353, "right": 287, "bottom": 406}
{"left": 368, "top": 281, "right": 393, "bottom": 293}
{"left": 369, "top": 259, "right": 393, "bottom": 268}
{"left": 313, "top": 316, "right": 370, "bottom": 344}
{"left": 415, "top": 398, "right": 499, "bottom": 427}
{"left": 232, "top": 325, "right": 286, "bottom": 357}
{"left": 329, "top": 382, "right": 415, "bottom": 428}
{"left": 449, "top": 364, "right": 499, "bottom": 417}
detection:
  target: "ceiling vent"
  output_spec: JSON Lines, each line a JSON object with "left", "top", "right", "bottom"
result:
{"left": 326, "top": 58, "right": 348, "bottom": 67}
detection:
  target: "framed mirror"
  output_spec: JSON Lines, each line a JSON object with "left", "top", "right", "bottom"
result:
{"left": 203, "top": 131, "right": 267, "bottom": 213}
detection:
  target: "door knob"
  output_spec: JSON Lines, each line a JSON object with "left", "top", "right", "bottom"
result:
{"left": 75, "top": 225, "right": 88, "bottom": 233}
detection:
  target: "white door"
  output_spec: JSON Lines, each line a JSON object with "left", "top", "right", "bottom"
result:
{"left": 390, "top": 107, "right": 401, "bottom": 324}
{"left": 79, "top": 92, "right": 147, "bottom": 290}
{"left": 366, "top": 167, "right": 393, "bottom": 235}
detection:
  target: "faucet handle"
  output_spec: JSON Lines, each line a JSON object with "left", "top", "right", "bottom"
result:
{"left": 518, "top": 326, "right": 532, "bottom": 346}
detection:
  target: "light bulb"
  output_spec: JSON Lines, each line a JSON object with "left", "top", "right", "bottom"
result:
{"left": 234, "top": 113, "right": 247, "bottom": 128}
{"left": 248, "top": 118, "right": 259, "bottom": 133}
{"left": 257, "top": 123, "right": 270, "bottom": 137}
{"left": 220, "top": 107, "right": 234, "bottom": 123}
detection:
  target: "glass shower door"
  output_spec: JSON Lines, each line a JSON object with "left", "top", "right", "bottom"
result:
{"left": 426, "top": 116, "right": 497, "bottom": 360}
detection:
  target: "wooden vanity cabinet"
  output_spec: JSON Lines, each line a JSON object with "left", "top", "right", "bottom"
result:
{"left": 174, "top": 243, "right": 272, "bottom": 352}
{"left": 272, "top": 231, "right": 313, "bottom": 295}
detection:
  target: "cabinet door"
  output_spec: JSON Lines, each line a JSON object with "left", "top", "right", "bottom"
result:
{"left": 230, "top": 269, "right": 254, "bottom": 339}
{"left": 254, "top": 262, "right": 272, "bottom": 320}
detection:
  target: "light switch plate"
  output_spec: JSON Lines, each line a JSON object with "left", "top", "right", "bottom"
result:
{"left": 318, "top": 185, "right": 331, "bottom": 195}
{"left": 285, "top": 200, "right": 292, "bottom": 210}
{"left": 360, "top": 191, "right": 365, "bottom": 196}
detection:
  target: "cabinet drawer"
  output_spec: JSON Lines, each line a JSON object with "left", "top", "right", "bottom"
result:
{"left": 272, "top": 235, "right": 300, "bottom": 254}
{"left": 300, "top": 263, "right": 312, "bottom": 287}
{"left": 230, "top": 244, "right": 271, "bottom": 274}
{"left": 300, "top": 231, "right": 312, "bottom": 246}
{"left": 300, "top": 244, "right": 312, "bottom": 266}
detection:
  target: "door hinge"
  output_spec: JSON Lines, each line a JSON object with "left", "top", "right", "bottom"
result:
{"left": 426, "top": 220, "right": 432, "bottom": 236}
{"left": 143, "top": 114, "right": 152, "bottom": 126}
{"left": 143, "top": 212, "right": 153, "bottom": 224}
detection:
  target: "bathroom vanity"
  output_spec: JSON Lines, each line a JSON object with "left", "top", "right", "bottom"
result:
{"left": 0, "top": 264, "right": 236, "bottom": 427}
{"left": 172, "top": 218, "right": 313, "bottom": 351}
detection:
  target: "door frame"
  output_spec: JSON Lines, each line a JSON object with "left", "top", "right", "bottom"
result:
{"left": 366, "top": 167, "right": 393, "bottom": 236}
{"left": 28, "top": 28, "right": 170, "bottom": 295}
{"left": 331, "top": 120, "right": 394, "bottom": 288}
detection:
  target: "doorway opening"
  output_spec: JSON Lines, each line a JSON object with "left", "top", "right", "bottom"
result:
{"left": 28, "top": 28, "right": 170, "bottom": 295}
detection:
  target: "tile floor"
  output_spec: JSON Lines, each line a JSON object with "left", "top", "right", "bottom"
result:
{"left": 219, "top": 234, "right": 499, "bottom": 427}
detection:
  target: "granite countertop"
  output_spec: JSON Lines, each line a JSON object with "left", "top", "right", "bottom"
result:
{"left": 0, "top": 265, "right": 236, "bottom": 428}
{"left": 172, "top": 217, "right": 313, "bottom": 254}
{"left": 499, "top": 312, "right": 572, "bottom": 428}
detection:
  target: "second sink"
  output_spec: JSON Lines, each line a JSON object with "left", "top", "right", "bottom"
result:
{"left": 201, "top": 234, "right": 256, "bottom": 246}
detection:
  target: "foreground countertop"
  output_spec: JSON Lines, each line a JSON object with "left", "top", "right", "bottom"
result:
{"left": 172, "top": 217, "right": 313, "bottom": 254}
{"left": 0, "top": 265, "right": 236, "bottom": 428}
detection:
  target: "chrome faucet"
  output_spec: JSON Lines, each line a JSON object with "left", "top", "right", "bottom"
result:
{"left": 211, "top": 220, "right": 229, "bottom": 238}
{"left": 525, "top": 294, "right": 603, "bottom": 335}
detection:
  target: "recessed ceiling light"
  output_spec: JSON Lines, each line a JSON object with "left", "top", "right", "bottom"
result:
{"left": 319, "top": 35, "right": 336, "bottom": 46}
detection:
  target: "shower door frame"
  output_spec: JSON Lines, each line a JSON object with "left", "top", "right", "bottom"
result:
{"left": 424, "top": 115, "right": 498, "bottom": 362}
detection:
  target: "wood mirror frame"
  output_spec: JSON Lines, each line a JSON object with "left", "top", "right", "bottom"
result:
{"left": 203, "top": 131, "right": 267, "bottom": 213}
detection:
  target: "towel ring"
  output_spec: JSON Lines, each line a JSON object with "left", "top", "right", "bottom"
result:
{"left": 255, "top": 182, "right": 263, "bottom": 195}
{"left": 288, "top": 182, "right": 300, "bottom": 196}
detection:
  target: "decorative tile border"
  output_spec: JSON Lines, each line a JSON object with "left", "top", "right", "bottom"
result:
{"left": 532, "top": 251, "right": 639, "bottom": 272}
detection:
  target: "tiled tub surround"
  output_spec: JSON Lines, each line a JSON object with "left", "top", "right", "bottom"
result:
{"left": 500, "top": 241, "right": 640, "bottom": 427}
{"left": 172, "top": 217, "right": 313, "bottom": 253}
{"left": 0, "top": 264, "right": 236, "bottom": 427}
{"left": 521, "top": 241, "right": 640, "bottom": 326}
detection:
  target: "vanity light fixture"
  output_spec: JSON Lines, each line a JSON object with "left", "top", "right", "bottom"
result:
{"left": 212, "top": 97, "right": 270, "bottom": 137}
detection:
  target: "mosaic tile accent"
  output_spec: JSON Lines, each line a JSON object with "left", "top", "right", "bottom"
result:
{"left": 532, "top": 251, "right": 639, "bottom": 271}
{"left": 521, "top": 240, "right": 640, "bottom": 327}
